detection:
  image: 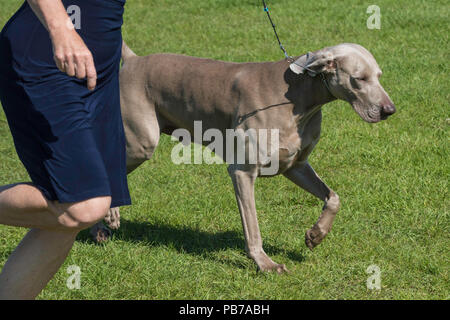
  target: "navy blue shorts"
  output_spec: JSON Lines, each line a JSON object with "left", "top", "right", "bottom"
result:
{"left": 0, "top": 0, "right": 131, "bottom": 208}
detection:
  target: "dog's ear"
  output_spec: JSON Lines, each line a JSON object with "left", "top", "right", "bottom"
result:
{"left": 290, "top": 50, "right": 336, "bottom": 77}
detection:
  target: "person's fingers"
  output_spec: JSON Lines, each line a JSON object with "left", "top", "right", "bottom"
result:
{"left": 74, "top": 54, "right": 86, "bottom": 80}
{"left": 64, "top": 55, "right": 76, "bottom": 77}
{"left": 51, "top": 31, "right": 96, "bottom": 89}
{"left": 85, "top": 55, "right": 97, "bottom": 91}
{"left": 53, "top": 52, "right": 65, "bottom": 73}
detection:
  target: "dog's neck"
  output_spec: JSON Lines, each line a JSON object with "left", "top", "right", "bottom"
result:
{"left": 302, "top": 74, "right": 336, "bottom": 106}
{"left": 280, "top": 61, "right": 336, "bottom": 123}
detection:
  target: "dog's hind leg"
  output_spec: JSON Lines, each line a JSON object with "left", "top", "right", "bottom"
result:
{"left": 283, "top": 161, "right": 340, "bottom": 250}
{"left": 228, "top": 164, "right": 289, "bottom": 273}
{"left": 91, "top": 101, "right": 161, "bottom": 241}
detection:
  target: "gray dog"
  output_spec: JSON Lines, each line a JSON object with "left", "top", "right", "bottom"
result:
{"left": 91, "top": 42, "right": 395, "bottom": 273}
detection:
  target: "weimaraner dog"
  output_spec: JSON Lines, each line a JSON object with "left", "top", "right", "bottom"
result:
{"left": 91, "top": 42, "right": 395, "bottom": 273}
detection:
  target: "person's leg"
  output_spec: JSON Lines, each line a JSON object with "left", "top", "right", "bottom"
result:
{"left": 0, "top": 183, "right": 110, "bottom": 230}
{"left": 0, "top": 228, "right": 77, "bottom": 299}
{"left": 0, "top": 183, "right": 111, "bottom": 299}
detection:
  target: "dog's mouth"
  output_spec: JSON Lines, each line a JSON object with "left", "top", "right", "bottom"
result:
{"left": 352, "top": 101, "right": 383, "bottom": 123}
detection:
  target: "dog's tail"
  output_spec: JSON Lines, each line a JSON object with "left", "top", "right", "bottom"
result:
{"left": 122, "top": 40, "right": 137, "bottom": 62}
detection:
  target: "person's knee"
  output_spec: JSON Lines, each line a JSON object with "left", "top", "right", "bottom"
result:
{"left": 58, "top": 196, "right": 111, "bottom": 231}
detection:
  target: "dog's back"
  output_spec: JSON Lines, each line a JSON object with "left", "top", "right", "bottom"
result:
{"left": 120, "top": 42, "right": 290, "bottom": 134}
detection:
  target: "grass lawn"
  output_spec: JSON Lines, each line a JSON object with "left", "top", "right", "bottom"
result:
{"left": 0, "top": 0, "right": 448, "bottom": 299}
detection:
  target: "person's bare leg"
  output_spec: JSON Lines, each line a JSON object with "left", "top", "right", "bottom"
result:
{"left": 0, "top": 228, "right": 77, "bottom": 299}
{"left": 0, "top": 183, "right": 111, "bottom": 299}
{"left": 0, "top": 183, "right": 109, "bottom": 230}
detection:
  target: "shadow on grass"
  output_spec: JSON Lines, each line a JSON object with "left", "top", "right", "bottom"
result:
{"left": 78, "top": 219, "right": 305, "bottom": 269}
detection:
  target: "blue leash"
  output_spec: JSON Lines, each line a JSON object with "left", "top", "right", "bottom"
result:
{"left": 262, "top": 0, "right": 292, "bottom": 61}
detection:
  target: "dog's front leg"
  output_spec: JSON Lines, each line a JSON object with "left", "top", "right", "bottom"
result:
{"left": 284, "top": 161, "right": 340, "bottom": 250}
{"left": 228, "top": 165, "right": 288, "bottom": 273}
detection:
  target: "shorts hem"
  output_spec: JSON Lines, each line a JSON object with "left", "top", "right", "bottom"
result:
{"left": 36, "top": 184, "right": 131, "bottom": 208}
{"left": 111, "top": 198, "right": 132, "bottom": 208}
{"left": 57, "top": 190, "right": 112, "bottom": 205}
{"left": 36, "top": 185, "right": 109, "bottom": 204}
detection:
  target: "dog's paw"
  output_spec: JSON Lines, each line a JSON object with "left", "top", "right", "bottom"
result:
{"left": 104, "top": 207, "right": 120, "bottom": 230}
{"left": 90, "top": 223, "right": 112, "bottom": 243}
{"left": 258, "top": 263, "right": 289, "bottom": 274}
{"left": 305, "top": 225, "right": 328, "bottom": 250}
{"left": 256, "top": 257, "right": 289, "bottom": 274}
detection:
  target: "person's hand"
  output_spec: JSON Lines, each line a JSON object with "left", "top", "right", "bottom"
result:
{"left": 50, "top": 27, "right": 97, "bottom": 90}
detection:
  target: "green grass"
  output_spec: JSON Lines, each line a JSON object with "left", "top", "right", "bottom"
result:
{"left": 0, "top": 0, "right": 449, "bottom": 299}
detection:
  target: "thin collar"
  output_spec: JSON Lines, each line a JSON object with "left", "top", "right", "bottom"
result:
{"left": 289, "top": 57, "right": 333, "bottom": 97}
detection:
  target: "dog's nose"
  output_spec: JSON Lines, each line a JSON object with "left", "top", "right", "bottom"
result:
{"left": 381, "top": 104, "right": 396, "bottom": 116}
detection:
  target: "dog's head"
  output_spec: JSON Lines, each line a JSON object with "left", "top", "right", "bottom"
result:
{"left": 290, "top": 43, "right": 395, "bottom": 123}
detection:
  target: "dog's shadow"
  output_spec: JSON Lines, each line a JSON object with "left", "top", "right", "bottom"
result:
{"left": 78, "top": 219, "right": 305, "bottom": 269}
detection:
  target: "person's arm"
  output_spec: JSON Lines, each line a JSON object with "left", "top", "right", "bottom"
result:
{"left": 27, "top": 0, "right": 97, "bottom": 90}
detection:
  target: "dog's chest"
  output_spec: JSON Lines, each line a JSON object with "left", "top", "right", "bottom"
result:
{"left": 277, "top": 111, "right": 322, "bottom": 172}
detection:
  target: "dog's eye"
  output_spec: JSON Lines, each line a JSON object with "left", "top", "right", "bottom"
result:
{"left": 350, "top": 76, "right": 362, "bottom": 89}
